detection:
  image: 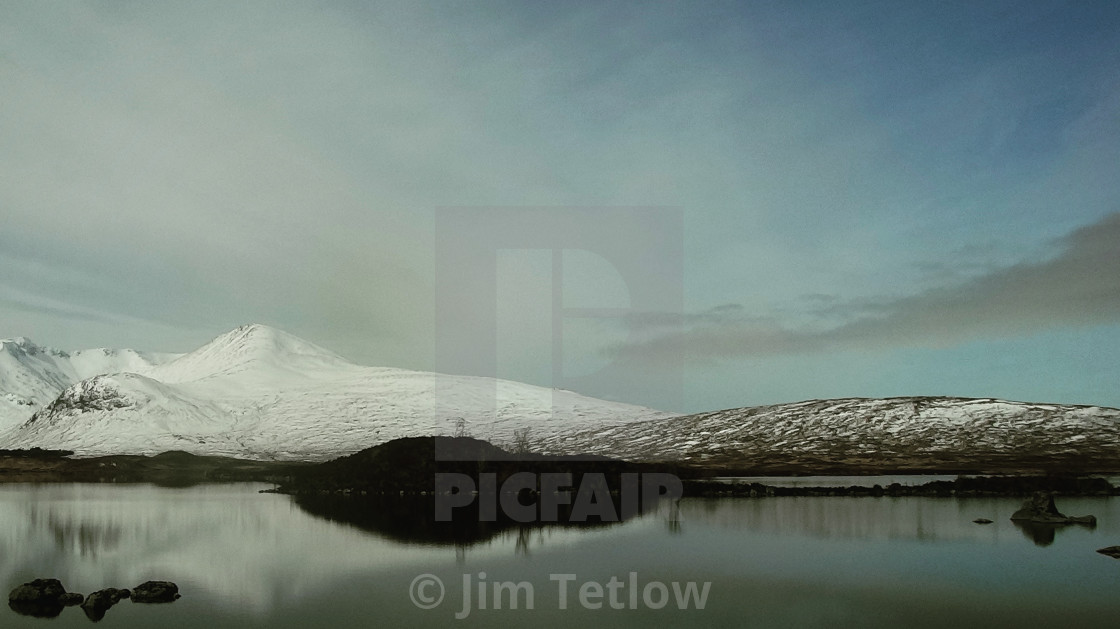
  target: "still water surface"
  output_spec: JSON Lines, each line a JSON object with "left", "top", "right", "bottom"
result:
{"left": 2, "top": 483, "right": 1119, "bottom": 628}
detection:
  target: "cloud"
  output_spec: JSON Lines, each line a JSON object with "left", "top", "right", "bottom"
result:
{"left": 0, "top": 282, "right": 131, "bottom": 326}
{"left": 612, "top": 212, "right": 1120, "bottom": 361}
{"left": 2, "top": 1, "right": 1119, "bottom": 412}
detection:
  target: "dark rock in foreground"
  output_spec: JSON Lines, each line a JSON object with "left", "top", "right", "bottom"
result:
{"left": 8, "top": 578, "right": 178, "bottom": 620}
{"left": 1009, "top": 492, "right": 1096, "bottom": 525}
{"left": 130, "top": 581, "right": 180, "bottom": 603}
{"left": 81, "top": 588, "right": 130, "bottom": 622}
{"left": 9, "top": 578, "right": 66, "bottom": 603}
{"left": 8, "top": 578, "right": 73, "bottom": 618}
{"left": 1097, "top": 546, "right": 1120, "bottom": 559}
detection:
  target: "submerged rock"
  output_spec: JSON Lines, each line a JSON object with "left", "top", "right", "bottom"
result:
{"left": 1009, "top": 492, "right": 1096, "bottom": 525}
{"left": 1097, "top": 546, "right": 1120, "bottom": 559}
{"left": 973, "top": 518, "right": 993, "bottom": 524}
{"left": 131, "top": 581, "right": 180, "bottom": 603}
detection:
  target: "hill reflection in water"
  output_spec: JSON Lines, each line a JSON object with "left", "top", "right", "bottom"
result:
{"left": 291, "top": 492, "right": 651, "bottom": 547}
{"left": 0, "top": 483, "right": 663, "bottom": 614}
{"left": 3, "top": 484, "right": 1116, "bottom": 626}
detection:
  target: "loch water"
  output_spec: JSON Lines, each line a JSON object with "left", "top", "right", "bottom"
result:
{"left": 3, "top": 483, "right": 1119, "bottom": 628}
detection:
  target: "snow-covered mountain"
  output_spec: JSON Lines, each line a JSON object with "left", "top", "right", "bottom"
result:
{"left": 5, "top": 326, "right": 1119, "bottom": 468}
{"left": 0, "top": 337, "right": 178, "bottom": 432}
{"left": 0, "top": 325, "right": 674, "bottom": 460}
{"left": 539, "top": 396, "right": 1120, "bottom": 470}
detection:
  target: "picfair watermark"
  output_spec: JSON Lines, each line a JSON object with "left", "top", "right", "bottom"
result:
{"left": 434, "top": 471, "right": 683, "bottom": 522}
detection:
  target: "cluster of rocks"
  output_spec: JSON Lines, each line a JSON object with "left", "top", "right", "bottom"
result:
{"left": 8, "top": 578, "right": 179, "bottom": 621}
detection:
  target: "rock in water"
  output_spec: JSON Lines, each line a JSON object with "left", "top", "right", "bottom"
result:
{"left": 131, "top": 581, "right": 180, "bottom": 603}
{"left": 81, "top": 588, "right": 130, "bottom": 622}
{"left": 8, "top": 578, "right": 66, "bottom": 602}
{"left": 1009, "top": 491, "right": 1096, "bottom": 525}
{"left": 8, "top": 578, "right": 73, "bottom": 618}
{"left": 1097, "top": 546, "right": 1120, "bottom": 559}
{"left": 973, "top": 518, "right": 994, "bottom": 524}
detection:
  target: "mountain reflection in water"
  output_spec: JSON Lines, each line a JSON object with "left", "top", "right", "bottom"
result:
{"left": 0, "top": 483, "right": 666, "bottom": 613}
{"left": 292, "top": 492, "right": 653, "bottom": 547}
{"left": 3, "top": 484, "right": 1117, "bottom": 627}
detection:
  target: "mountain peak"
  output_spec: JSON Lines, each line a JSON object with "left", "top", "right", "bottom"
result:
{"left": 209, "top": 324, "right": 342, "bottom": 359}
{"left": 150, "top": 324, "right": 349, "bottom": 383}
{"left": 228, "top": 323, "right": 306, "bottom": 340}
{"left": 230, "top": 323, "right": 281, "bottom": 336}
{"left": 0, "top": 337, "right": 68, "bottom": 358}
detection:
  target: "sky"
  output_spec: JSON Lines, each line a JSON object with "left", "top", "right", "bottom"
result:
{"left": 1, "top": 0, "right": 1119, "bottom": 413}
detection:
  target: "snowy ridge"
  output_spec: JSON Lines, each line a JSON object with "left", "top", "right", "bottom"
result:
{"left": 0, "top": 337, "right": 176, "bottom": 431}
{"left": 538, "top": 396, "right": 1120, "bottom": 468}
{"left": 15, "top": 374, "right": 232, "bottom": 455}
{"left": 0, "top": 325, "right": 674, "bottom": 460}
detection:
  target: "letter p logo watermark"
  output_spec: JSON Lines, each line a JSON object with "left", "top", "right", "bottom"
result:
{"left": 434, "top": 207, "right": 682, "bottom": 461}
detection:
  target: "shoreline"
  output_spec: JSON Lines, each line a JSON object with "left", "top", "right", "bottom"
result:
{"left": 4, "top": 447, "right": 1120, "bottom": 499}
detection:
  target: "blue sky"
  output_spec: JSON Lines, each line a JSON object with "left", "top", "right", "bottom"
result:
{"left": 1, "top": 1, "right": 1118, "bottom": 412}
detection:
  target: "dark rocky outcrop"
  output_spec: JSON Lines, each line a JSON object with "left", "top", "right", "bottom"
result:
{"left": 1097, "top": 546, "right": 1120, "bottom": 559}
{"left": 273, "top": 436, "right": 639, "bottom": 496}
{"left": 130, "top": 581, "right": 180, "bottom": 603}
{"left": 80, "top": 588, "right": 130, "bottom": 621}
{"left": 973, "top": 518, "right": 993, "bottom": 524}
{"left": 277, "top": 438, "right": 680, "bottom": 544}
{"left": 1009, "top": 491, "right": 1096, "bottom": 525}
{"left": 8, "top": 578, "right": 75, "bottom": 618}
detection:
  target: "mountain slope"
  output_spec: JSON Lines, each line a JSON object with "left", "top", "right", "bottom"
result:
{"left": 0, "top": 325, "right": 674, "bottom": 460}
{"left": 0, "top": 337, "right": 175, "bottom": 431}
{"left": 539, "top": 396, "right": 1120, "bottom": 472}
{"left": 12, "top": 373, "right": 232, "bottom": 456}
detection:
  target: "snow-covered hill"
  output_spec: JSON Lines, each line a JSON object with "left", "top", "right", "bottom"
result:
{"left": 0, "top": 337, "right": 177, "bottom": 432}
{"left": 5, "top": 326, "right": 1119, "bottom": 468}
{"left": 0, "top": 325, "right": 674, "bottom": 460}
{"left": 539, "top": 396, "right": 1120, "bottom": 470}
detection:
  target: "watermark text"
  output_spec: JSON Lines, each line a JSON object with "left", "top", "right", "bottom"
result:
{"left": 409, "top": 572, "right": 711, "bottom": 619}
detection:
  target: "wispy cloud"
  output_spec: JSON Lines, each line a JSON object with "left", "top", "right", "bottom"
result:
{"left": 2, "top": 2, "right": 1119, "bottom": 408}
{"left": 612, "top": 212, "right": 1120, "bottom": 361}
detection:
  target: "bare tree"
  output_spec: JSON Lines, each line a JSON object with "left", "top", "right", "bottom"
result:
{"left": 511, "top": 427, "right": 533, "bottom": 454}
{"left": 451, "top": 417, "right": 469, "bottom": 438}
